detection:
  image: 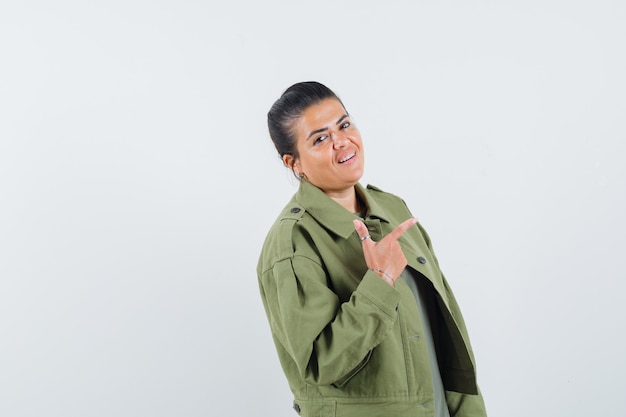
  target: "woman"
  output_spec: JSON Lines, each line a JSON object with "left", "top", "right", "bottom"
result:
{"left": 257, "top": 81, "right": 487, "bottom": 417}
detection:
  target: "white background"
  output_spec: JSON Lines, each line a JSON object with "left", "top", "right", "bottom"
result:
{"left": 1, "top": 1, "right": 625, "bottom": 416}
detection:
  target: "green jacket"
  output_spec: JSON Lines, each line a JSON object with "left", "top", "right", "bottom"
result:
{"left": 257, "top": 181, "right": 487, "bottom": 417}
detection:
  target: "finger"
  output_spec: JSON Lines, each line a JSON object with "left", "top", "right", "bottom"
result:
{"left": 352, "top": 219, "right": 373, "bottom": 243}
{"left": 386, "top": 218, "right": 418, "bottom": 241}
{"left": 352, "top": 219, "right": 369, "bottom": 241}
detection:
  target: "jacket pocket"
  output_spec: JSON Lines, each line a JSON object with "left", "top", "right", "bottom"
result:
{"left": 293, "top": 399, "right": 336, "bottom": 417}
{"left": 331, "top": 349, "right": 373, "bottom": 389}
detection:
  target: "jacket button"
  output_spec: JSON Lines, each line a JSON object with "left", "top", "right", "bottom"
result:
{"left": 417, "top": 256, "right": 426, "bottom": 264}
{"left": 290, "top": 207, "right": 301, "bottom": 213}
{"left": 293, "top": 403, "right": 301, "bottom": 413}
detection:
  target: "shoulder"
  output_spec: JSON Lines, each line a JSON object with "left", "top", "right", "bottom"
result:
{"left": 257, "top": 196, "right": 308, "bottom": 273}
{"left": 366, "top": 183, "right": 403, "bottom": 199}
{"left": 365, "top": 183, "right": 409, "bottom": 209}
{"left": 366, "top": 184, "right": 434, "bottom": 247}
{"left": 263, "top": 195, "right": 305, "bottom": 241}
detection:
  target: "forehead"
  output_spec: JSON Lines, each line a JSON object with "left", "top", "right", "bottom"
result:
{"left": 293, "top": 98, "right": 347, "bottom": 137}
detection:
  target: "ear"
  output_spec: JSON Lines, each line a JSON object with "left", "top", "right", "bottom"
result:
{"left": 282, "top": 154, "right": 298, "bottom": 170}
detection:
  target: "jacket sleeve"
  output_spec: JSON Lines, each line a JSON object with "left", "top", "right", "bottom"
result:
{"left": 259, "top": 254, "right": 400, "bottom": 386}
{"left": 445, "top": 388, "right": 488, "bottom": 417}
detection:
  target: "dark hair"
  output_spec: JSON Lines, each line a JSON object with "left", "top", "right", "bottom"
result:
{"left": 267, "top": 81, "right": 344, "bottom": 160}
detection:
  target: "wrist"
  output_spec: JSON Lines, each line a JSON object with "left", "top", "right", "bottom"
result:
{"left": 369, "top": 268, "right": 395, "bottom": 286}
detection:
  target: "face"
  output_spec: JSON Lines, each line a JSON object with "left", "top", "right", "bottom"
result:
{"left": 284, "top": 98, "right": 364, "bottom": 196}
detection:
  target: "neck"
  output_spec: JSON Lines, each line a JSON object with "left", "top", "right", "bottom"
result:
{"left": 325, "top": 186, "right": 360, "bottom": 213}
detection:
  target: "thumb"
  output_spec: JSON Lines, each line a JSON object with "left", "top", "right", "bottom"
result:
{"left": 353, "top": 219, "right": 374, "bottom": 247}
{"left": 353, "top": 219, "right": 367, "bottom": 236}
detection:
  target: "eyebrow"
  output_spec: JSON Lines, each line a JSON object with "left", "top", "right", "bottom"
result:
{"left": 306, "top": 114, "right": 349, "bottom": 141}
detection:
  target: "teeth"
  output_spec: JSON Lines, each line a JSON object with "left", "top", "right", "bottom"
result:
{"left": 340, "top": 152, "right": 355, "bottom": 163}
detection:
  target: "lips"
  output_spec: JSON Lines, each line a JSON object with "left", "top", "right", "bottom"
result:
{"left": 339, "top": 152, "right": 356, "bottom": 164}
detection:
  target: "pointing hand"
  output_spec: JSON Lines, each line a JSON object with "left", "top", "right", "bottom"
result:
{"left": 353, "top": 218, "right": 417, "bottom": 286}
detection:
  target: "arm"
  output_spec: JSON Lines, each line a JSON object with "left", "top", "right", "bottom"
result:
{"left": 260, "top": 255, "right": 400, "bottom": 386}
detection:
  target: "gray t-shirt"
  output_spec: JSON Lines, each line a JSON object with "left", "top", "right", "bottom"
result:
{"left": 402, "top": 268, "right": 451, "bottom": 417}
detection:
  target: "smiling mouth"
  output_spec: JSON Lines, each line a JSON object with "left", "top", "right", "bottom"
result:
{"left": 339, "top": 152, "right": 356, "bottom": 163}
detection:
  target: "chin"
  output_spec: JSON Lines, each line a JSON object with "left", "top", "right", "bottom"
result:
{"left": 347, "top": 175, "right": 363, "bottom": 186}
{"left": 352, "top": 168, "right": 365, "bottom": 182}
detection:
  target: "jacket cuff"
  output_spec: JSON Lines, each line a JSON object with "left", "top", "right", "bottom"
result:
{"left": 355, "top": 271, "right": 401, "bottom": 318}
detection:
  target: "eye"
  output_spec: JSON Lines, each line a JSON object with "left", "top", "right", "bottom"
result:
{"left": 341, "top": 121, "right": 351, "bottom": 129}
{"left": 313, "top": 135, "right": 328, "bottom": 145}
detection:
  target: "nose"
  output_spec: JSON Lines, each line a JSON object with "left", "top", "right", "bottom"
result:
{"left": 331, "top": 131, "right": 349, "bottom": 148}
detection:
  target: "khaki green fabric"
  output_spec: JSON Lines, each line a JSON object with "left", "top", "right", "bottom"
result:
{"left": 257, "top": 181, "right": 487, "bottom": 417}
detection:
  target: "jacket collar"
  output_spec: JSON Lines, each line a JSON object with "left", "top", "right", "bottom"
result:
{"left": 294, "top": 180, "right": 391, "bottom": 240}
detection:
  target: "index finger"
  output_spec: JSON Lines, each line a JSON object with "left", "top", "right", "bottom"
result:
{"left": 386, "top": 218, "right": 418, "bottom": 241}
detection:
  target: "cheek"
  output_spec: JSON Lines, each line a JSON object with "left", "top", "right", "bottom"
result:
{"left": 302, "top": 148, "right": 326, "bottom": 165}
{"left": 351, "top": 131, "right": 363, "bottom": 146}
